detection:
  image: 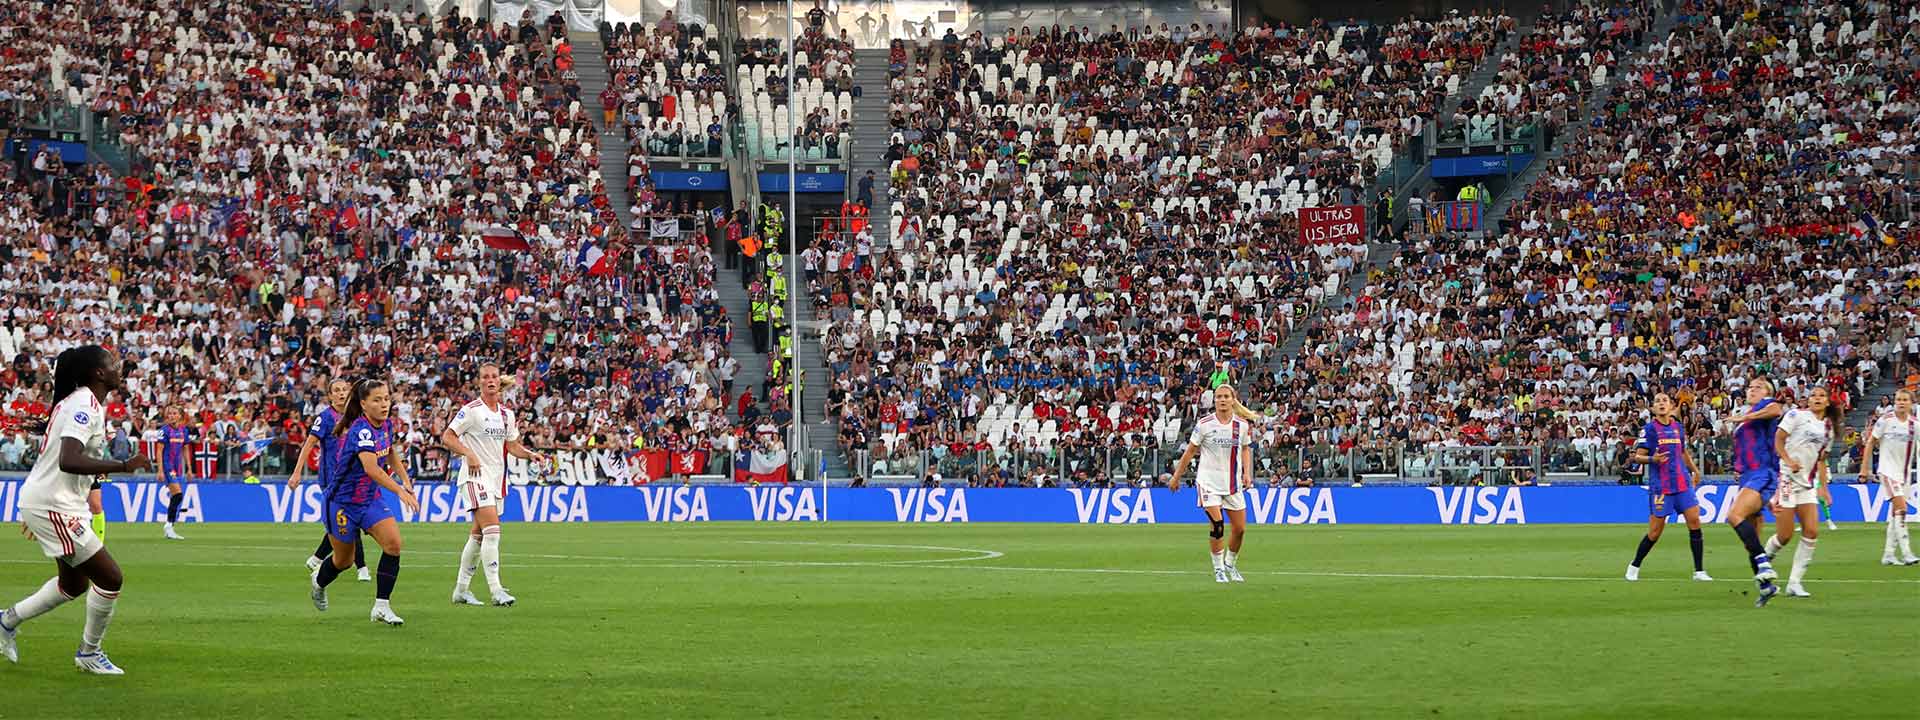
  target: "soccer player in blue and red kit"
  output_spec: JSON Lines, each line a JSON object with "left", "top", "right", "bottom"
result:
{"left": 1624, "top": 392, "right": 1712, "bottom": 582}
{"left": 289, "top": 378, "right": 368, "bottom": 581}
{"left": 309, "top": 379, "right": 419, "bottom": 626}
{"left": 1722, "top": 378, "right": 1788, "bottom": 606}
{"left": 157, "top": 408, "right": 194, "bottom": 540}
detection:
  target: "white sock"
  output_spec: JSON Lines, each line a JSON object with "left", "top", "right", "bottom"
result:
{"left": 1224, "top": 550, "right": 1238, "bottom": 567}
{"left": 79, "top": 587, "right": 117, "bottom": 654}
{"left": 4, "top": 577, "right": 74, "bottom": 629}
{"left": 1788, "top": 537, "right": 1816, "bottom": 587}
{"left": 1899, "top": 514, "right": 1915, "bottom": 557}
{"left": 479, "top": 525, "right": 503, "bottom": 594}
{"left": 1888, "top": 517, "right": 1900, "bottom": 556}
{"left": 373, "top": 598, "right": 390, "bottom": 612}
{"left": 1764, "top": 535, "right": 1785, "bottom": 556}
{"left": 455, "top": 533, "right": 481, "bottom": 592}
{"left": 1210, "top": 550, "right": 1225, "bottom": 570}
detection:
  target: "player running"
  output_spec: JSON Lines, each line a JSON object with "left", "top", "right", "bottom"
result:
{"left": 157, "top": 407, "right": 193, "bottom": 540}
{"left": 310, "top": 378, "right": 419, "bottom": 626}
{"left": 1169, "top": 384, "right": 1254, "bottom": 583}
{"left": 1767, "top": 387, "right": 1841, "bottom": 597}
{"left": 440, "top": 364, "right": 547, "bottom": 607}
{"left": 1624, "top": 392, "right": 1712, "bottom": 582}
{"left": 290, "top": 378, "right": 370, "bottom": 582}
{"left": 0, "top": 345, "right": 151, "bottom": 673}
{"left": 1722, "top": 378, "right": 1788, "bottom": 607}
{"left": 1861, "top": 388, "right": 1918, "bottom": 565}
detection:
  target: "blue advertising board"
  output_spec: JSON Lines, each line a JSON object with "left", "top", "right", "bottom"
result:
{"left": 650, "top": 170, "right": 730, "bottom": 191}
{"left": 757, "top": 172, "right": 846, "bottom": 193}
{"left": 1431, "top": 153, "right": 1534, "bottom": 178}
{"left": 1, "top": 482, "right": 1910, "bottom": 525}
{"left": 6, "top": 138, "right": 90, "bottom": 164}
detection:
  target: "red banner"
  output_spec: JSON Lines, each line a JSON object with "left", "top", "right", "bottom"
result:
{"left": 630, "top": 449, "right": 711, "bottom": 481}
{"left": 1299, "top": 205, "right": 1367, "bottom": 244}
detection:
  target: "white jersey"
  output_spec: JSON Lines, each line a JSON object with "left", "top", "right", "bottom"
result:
{"left": 1775, "top": 408, "right": 1830, "bottom": 484}
{"left": 449, "top": 398, "right": 519, "bottom": 484}
{"left": 1871, "top": 411, "right": 1916, "bottom": 483}
{"left": 18, "top": 387, "right": 109, "bottom": 516}
{"left": 1188, "top": 414, "right": 1253, "bottom": 495}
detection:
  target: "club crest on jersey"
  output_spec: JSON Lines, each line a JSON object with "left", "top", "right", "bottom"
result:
{"left": 73, "top": 411, "right": 90, "bottom": 425}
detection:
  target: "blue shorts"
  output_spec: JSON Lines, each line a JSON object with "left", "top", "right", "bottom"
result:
{"left": 162, "top": 466, "right": 189, "bottom": 484}
{"left": 325, "top": 496, "right": 395, "bottom": 544}
{"left": 1737, "top": 468, "right": 1779, "bottom": 498}
{"left": 1649, "top": 489, "right": 1699, "bottom": 518}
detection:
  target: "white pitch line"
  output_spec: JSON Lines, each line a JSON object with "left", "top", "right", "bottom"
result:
{"left": 731, "top": 540, "right": 1005, "bottom": 564}
{"left": 9, "top": 544, "right": 1918, "bottom": 585}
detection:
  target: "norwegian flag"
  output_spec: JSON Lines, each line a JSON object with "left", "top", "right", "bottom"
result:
{"left": 192, "top": 441, "right": 221, "bottom": 479}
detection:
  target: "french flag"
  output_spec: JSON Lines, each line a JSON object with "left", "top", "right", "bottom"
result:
{"left": 576, "top": 241, "right": 613, "bottom": 276}
{"left": 481, "top": 225, "right": 531, "bottom": 251}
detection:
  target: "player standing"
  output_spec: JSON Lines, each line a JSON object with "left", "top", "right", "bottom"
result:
{"left": 310, "top": 379, "right": 420, "bottom": 626}
{"left": 1722, "top": 378, "right": 1787, "bottom": 606}
{"left": 1624, "top": 392, "right": 1712, "bottom": 582}
{"left": 1766, "top": 387, "right": 1841, "bottom": 597}
{"left": 1169, "top": 384, "right": 1253, "bottom": 583}
{"left": 290, "top": 378, "right": 369, "bottom": 581}
{"left": 440, "top": 364, "right": 547, "bottom": 607}
{"left": 157, "top": 407, "right": 192, "bottom": 540}
{"left": 1861, "top": 388, "right": 1918, "bottom": 565}
{"left": 0, "top": 345, "right": 151, "bottom": 673}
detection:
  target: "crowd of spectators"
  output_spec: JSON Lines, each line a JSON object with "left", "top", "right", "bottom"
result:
{"left": 1300, "top": 0, "right": 1920, "bottom": 477}
{"left": 804, "top": 15, "right": 1511, "bottom": 479}
{"left": 600, "top": 13, "right": 730, "bottom": 158}
{"left": 1459, "top": 0, "right": 1655, "bottom": 146}
{"left": 735, "top": 19, "right": 856, "bottom": 160}
{"left": 0, "top": 0, "right": 744, "bottom": 474}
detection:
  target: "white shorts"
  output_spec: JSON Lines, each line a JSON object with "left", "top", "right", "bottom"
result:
{"left": 22, "top": 509, "right": 104, "bottom": 565}
{"left": 1774, "top": 476, "right": 1817, "bottom": 509}
{"left": 1197, "top": 489, "right": 1246, "bottom": 512}
{"left": 1880, "top": 471, "right": 1911, "bottom": 498}
{"left": 457, "top": 476, "right": 507, "bottom": 514}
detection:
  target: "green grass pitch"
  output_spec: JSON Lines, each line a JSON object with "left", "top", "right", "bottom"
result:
{"left": 1, "top": 522, "right": 1913, "bottom": 718}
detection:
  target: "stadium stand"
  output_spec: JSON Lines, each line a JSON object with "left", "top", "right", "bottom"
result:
{"left": 0, "top": 1, "right": 742, "bottom": 474}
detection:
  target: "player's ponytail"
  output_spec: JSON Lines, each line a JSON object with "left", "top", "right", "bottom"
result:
{"left": 50, "top": 345, "right": 111, "bottom": 406}
{"left": 337, "top": 377, "right": 389, "bottom": 433}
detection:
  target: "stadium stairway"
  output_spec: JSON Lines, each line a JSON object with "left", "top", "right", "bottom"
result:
{"left": 849, "top": 48, "right": 893, "bottom": 249}
{"left": 1848, "top": 376, "right": 1905, "bottom": 432}
{"left": 788, "top": 49, "right": 896, "bottom": 480}
{"left": 1487, "top": 6, "right": 1680, "bottom": 225}
{"left": 1437, "top": 29, "right": 1521, "bottom": 128}
{"left": 573, "top": 34, "right": 634, "bottom": 229}
{"left": 576, "top": 32, "right": 771, "bottom": 423}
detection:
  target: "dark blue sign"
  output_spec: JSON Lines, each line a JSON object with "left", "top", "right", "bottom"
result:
{"left": 6, "top": 139, "right": 90, "bottom": 164}
{"left": 758, "top": 172, "right": 846, "bottom": 193}
{"left": 4, "top": 481, "right": 1908, "bottom": 525}
{"left": 1431, "top": 154, "right": 1534, "bottom": 179}
{"left": 651, "top": 170, "right": 730, "bottom": 191}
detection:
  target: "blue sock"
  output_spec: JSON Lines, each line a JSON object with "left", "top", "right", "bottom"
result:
{"left": 376, "top": 553, "right": 400, "bottom": 601}
{"left": 1731, "top": 521, "right": 1766, "bottom": 572}
{"left": 314, "top": 557, "right": 345, "bottom": 588}
{"left": 166, "top": 492, "right": 184, "bottom": 523}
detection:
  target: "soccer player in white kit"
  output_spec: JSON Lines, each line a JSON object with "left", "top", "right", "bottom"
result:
{"left": 1766, "top": 387, "right": 1841, "bottom": 597}
{"left": 0, "top": 346, "right": 151, "bottom": 674}
{"left": 1861, "top": 388, "right": 1919, "bottom": 565}
{"left": 440, "top": 365, "right": 548, "bottom": 606}
{"left": 1169, "top": 385, "right": 1254, "bottom": 583}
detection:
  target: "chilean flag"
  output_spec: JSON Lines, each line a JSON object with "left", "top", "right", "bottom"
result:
{"left": 481, "top": 225, "right": 531, "bottom": 251}
{"left": 576, "top": 241, "right": 612, "bottom": 276}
